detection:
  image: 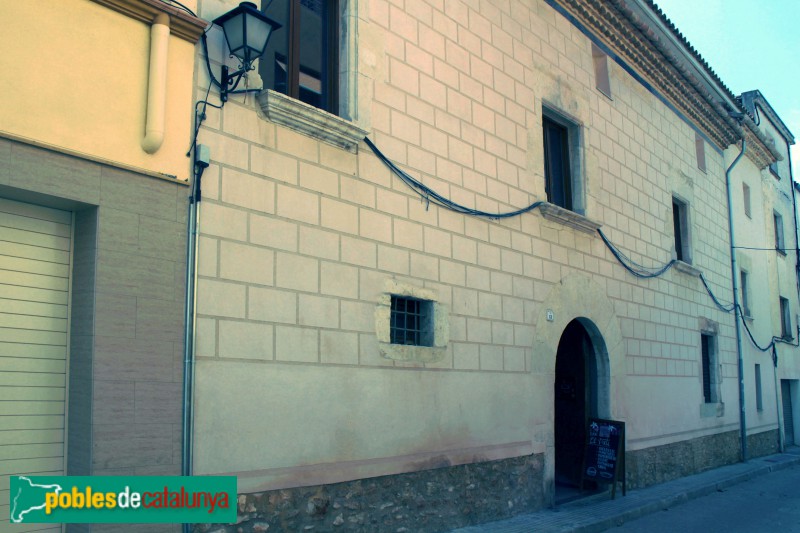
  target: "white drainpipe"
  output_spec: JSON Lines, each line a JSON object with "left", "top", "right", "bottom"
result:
{"left": 141, "top": 13, "right": 170, "bottom": 154}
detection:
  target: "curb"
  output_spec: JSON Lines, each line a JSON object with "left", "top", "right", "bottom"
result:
{"left": 452, "top": 449, "right": 800, "bottom": 533}
{"left": 569, "top": 452, "right": 800, "bottom": 533}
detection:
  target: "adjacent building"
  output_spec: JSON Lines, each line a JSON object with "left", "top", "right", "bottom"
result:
{"left": 0, "top": 1, "right": 205, "bottom": 530}
{"left": 735, "top": 90, "right": 799, "bottom": 451}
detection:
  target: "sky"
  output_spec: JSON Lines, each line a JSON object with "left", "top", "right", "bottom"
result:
{"left": 653, "top": 0, "right": 800, "bottom": 179}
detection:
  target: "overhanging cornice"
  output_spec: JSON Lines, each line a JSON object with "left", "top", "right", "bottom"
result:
{"left": 552, "top": 0, "right": 778, "bottom": 169}
{"left": 92, "top": 0, "right": 208, "bottom": 43}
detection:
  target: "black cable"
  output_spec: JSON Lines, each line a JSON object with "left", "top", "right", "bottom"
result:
{"left": 364, "top": 137, "right": 546, "bottom": 219}
{"left": 597, "top": 228, "right": 676, "bottom": 278}
{"left": 366, "top": 136, "right": 796, "bottom": 352}
{"left": 186, "top": 86, "right": 219, "bottom": 158}
{"left": 738, "top": 306, "right": 775, "bottom": 352}
{"left": 158, "top": 0, "right": 197, "bottom": 17}
{"left": 699, "top": 273, "right": 735, "bottom": 313}
{"left": 201, "top": 33, "right": 224, "bottom": 90}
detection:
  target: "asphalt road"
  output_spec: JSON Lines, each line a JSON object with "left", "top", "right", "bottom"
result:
{"left": 609, "top": 464, "right": 800, "bottom": 532}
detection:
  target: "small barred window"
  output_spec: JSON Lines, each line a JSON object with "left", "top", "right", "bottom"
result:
{"left": 390, "top": 296, "right": 433, "bottom": 347}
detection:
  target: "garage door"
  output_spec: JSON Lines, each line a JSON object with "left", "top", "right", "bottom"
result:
{"left": 0, "top": 197, "right": 71, "bottom": 532}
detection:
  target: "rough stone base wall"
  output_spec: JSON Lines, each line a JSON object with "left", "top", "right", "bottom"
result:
{"left": 196, "top": 454, "right": 544, "bottom": 533}
{"left": 625, "top": 430, "right": 741, "bottom": 489}
{"left": 747, "top": 429, "right": 780, "bottom": 459}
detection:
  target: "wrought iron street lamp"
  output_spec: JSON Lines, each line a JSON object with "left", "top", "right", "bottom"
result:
{"left": 212, "top": 1, "right": 281, "bottom": 102}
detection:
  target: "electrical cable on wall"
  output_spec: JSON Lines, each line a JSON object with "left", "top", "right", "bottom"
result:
{"left": 365, "top": 135, "right": 794, "bottom": 363}
{"left": 365, "top": 137, "right": 546, "bottom": 219}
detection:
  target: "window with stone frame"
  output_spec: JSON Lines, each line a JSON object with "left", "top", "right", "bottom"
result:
{"left": 260, "top": 0, "right": 339, "bottom": 114}
{"left": 742, "top": 183, "right": 751, "bottom": 218}
{"left": 774, "top": 211, "right": 786, "bottom": 254}
{"left": 672, "top": 196, "right": 692, "bottom": 264}
{"left": 591, "top": 43, "right": 611, "bottom": 98}
{"left": 740, "top": 269, "right": 751, "bottom": 317}
{"left": 695, "top": 132, "right": 706, "bottom": 172}
{"left": 390, "top": 296, "right": 433, "bottom": 347}
{"left": 542, "top": 109, "right": 583, "bottom": 213}
{"left": 700, "top": 333, "right": 719, "bottom": 404}
{"left": 780, "top": 296, "right": 792, "bottom": 340}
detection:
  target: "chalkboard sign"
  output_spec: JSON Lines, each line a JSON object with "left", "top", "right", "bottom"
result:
{"left": 580, "top": 418, "right": 626, "bottom": 499}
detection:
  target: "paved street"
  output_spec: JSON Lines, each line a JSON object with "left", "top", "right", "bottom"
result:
{"left": 608, "top": 464, "right": 800, "bottom": 532}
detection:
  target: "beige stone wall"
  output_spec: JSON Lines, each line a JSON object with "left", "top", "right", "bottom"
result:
{"left": 192, "top": 0, "right": 743, "bottom": 492}
{"left": 0, "top": 0, "right": 197, "bottom": 181}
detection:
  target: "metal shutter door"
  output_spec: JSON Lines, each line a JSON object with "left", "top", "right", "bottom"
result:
{"left": 0, "top": 198, "right": 71, "bottom": 532}
{"left": 783, "top": 380, "right": 795, "bottom": 447}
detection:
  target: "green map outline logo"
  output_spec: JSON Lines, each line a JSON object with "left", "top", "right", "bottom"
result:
{"left": 10, "top": 476, "right": 64, "bottom": 523}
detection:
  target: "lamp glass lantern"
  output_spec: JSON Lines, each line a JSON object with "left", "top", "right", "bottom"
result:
{"left": 212, "top": 1, "right": 281, "bottom": 101}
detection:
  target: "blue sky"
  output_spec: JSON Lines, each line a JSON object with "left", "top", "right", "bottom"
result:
{"left": 654, "top": 0, "right": 799, "bottom": 178}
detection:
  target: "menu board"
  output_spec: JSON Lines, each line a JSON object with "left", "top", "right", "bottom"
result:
{"left": 581, "top": 418, "right": 626, "bottom": 498}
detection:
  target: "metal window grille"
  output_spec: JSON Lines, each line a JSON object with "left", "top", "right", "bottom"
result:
{"left": 390, "top": 296, "right": 432, "bottom": 346}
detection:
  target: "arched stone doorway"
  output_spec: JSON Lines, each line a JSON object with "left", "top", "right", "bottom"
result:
{"left": 554, "top": 318, "right": 610, "bottom": 497}
{"left": 532, "top": 274, "right": 624, "bottom": 506}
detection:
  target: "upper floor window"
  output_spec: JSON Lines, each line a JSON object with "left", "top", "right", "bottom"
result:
{"left": 260, "top": 0, "right": 339, "bottom": 114}
{"left": 741, "top": 269, "right": 751, "bottom": 317}
{"left": 774, "top": 211, "right": 786, "bottom": 254}
{"left": 591, "top": 43, "right": 611, "bottom": 98}
{"left": 542, "top": 109, "right": 583, "bottom": 214}
{"left": 742, "top": 183, "right": 751, "bottom": 218}
{"left": 701, "top": 333, "right": 718, "bottom": 404}
{"left": 695, "top": 132, "right": 706, "bottom": 172}
{"left": 780, "top": 296, "right": 792, "bottom": 340}
{"left": 672, "top": 196, "right": 691, "bottom": 264}
{"left": 770, "top": 162, "right": 780, "bottom": 179}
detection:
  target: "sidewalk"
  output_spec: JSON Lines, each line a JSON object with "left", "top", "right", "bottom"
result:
{"left": 452, "top": 446, "right": 800, "bottom": 533}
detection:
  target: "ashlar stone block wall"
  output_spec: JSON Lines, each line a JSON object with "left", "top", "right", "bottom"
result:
{"left": 192, "top": 0, "right": 741, "bottom": 503}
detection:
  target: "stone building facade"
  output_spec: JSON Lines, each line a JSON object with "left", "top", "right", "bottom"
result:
{"left": 187, "top": 1, "right": 799, "bottom": 531}
{"left": 1, "top": 0, "right": 788, "bottom": 532}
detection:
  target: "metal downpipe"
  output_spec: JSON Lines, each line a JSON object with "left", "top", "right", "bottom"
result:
{"left": 181, "top": 163, "right": 203, "bottom": 533}
{"left": 725, "top": 136, "right": 748, "bottom": 461}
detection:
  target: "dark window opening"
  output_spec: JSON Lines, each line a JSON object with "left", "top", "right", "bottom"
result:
{"left": 741, "top": 270, "right": 751, "bottom": 317}
{"left": 770, "top": 162, "right": 780, "bottom": 179}
{"left": 260, "top": 0, "right": 339, "bottom": 114}
{"left": 780, "top": 297, "right": 792, "bottom": 340}
{"left": 701, "top": 333, "right": 716, "bottom": 403}
{"left": 755, "top": 364, "right": 763, "bottom": 411}
{"left": 390, "top": 296, "right": 433, "bottom": 347}
{"left": 672, "top": 197, "right": 690, "bottom": 263}
{"left": 774, "top": 212, "right": 785, "bottom": 254}
{"left": 543, "top": 116, "right": 573, "bottom": 211}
